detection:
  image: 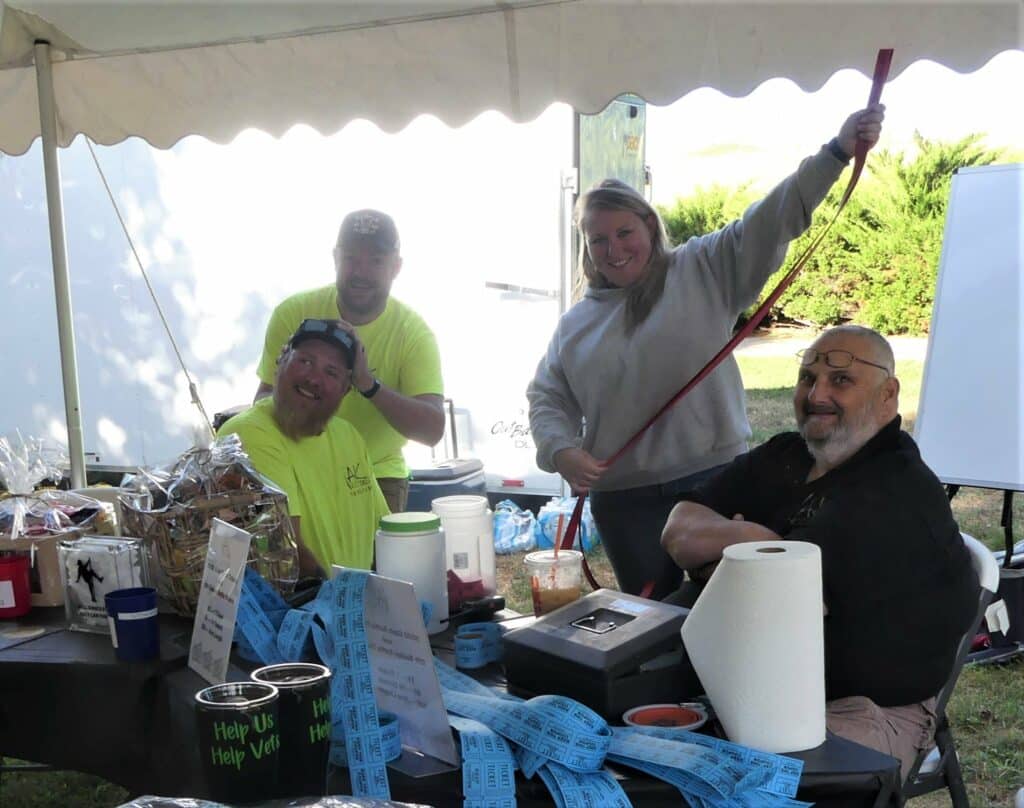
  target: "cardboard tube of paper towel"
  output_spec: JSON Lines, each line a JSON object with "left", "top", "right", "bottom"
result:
{"left": 681, "top": 540, "right": 825, "bottom": 753}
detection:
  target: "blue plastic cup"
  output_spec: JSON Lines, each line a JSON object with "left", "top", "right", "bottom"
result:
{"left": 105, "top": 586, "right": 160, "bottom": 662}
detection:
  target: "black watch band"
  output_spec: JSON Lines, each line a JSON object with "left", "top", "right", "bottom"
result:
{"left": 359, "top": 377, "right": 382, "bottom": 399}
{"left": 827, "top": 136, "right": 852, "bottom": 164}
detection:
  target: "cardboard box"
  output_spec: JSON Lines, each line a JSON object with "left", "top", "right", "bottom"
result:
{"left": 5, "top": 532, "right": 78, "bottom": 607}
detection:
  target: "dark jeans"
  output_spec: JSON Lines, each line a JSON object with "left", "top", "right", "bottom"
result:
{"left": 590, "top": 463, "right": 729, "bottom": 600}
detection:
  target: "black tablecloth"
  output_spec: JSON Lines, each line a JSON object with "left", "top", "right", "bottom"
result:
{"left": 0, "top": 609, "right": 901, "bottom": 807}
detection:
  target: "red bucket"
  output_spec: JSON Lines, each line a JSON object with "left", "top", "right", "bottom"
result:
{"left": 0, "top": 553, "right": 32, "bottom": 618}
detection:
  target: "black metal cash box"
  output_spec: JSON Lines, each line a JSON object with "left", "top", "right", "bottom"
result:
{"left": 502, "top": 588, "right": 702, "bottom": 720}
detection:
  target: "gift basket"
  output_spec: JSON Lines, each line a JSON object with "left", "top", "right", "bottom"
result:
{"left": 0, "top": 435, "right": 105, "bottom": 606}
{"left": 119, "top": 435, "right": 299, "bottom": 616}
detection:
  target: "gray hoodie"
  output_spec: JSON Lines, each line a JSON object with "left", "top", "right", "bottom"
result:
{"left": 527, "top": 145, "right": 846, "bottom": 491}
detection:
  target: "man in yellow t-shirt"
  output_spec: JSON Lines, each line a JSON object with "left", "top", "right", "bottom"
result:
{"left": 255, "top": 209, "right": 444, "bottom": 513}
{"left": 224, "top": 319, "right": 389, "bottom": 575}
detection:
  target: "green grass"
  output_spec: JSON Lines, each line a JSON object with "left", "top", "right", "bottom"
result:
{"left": 0, "top": 765, "right": 128, "bottom": 807}
{"left": 5, "top": 350, "right": 1022, "bottom": 807}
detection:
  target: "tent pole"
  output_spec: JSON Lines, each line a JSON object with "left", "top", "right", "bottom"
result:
{"left": 34, "top": 41, "right": 87, "bottom": 488}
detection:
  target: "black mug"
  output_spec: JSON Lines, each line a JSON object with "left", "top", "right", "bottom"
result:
{"left": 195, "top": 681, "right": 280, "bottom": 803}
{"left": 252, "top": 662, "right": 332, "bottom": 797}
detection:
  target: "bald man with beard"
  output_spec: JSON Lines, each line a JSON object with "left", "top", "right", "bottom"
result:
{"left": 661, "top": 325, "right": 978, "bottom": 779}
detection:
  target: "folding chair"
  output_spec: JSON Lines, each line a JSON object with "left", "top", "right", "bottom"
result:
{"left": 901, "top": 532, "right": 1001, "bottom": 806}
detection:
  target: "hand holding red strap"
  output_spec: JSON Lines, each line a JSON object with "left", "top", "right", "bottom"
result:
{"left": 560, "top": 49, "right": 894, "bottom": 597}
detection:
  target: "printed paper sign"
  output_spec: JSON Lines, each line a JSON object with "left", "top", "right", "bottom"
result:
{"left": 341, "top": 567, "right": 459, "bottom": 767}
{"left": 189, "top": 519, "right": 252, "bottom": 684}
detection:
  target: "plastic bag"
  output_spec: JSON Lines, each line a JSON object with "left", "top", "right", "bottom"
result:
{"left": 534, "top": 496, "right": 601, "bottom": 552}
{"left": 117, "top": 797, "right": 429, "bottom": 808}
{"left": 120, "top": 434, "right": 277, "bottom": 511}
{"left": 0, "top": 434, "right": 101, "bottom": 539}
{"left": 118, "top": 434, "right": 300, "bottom": 616}
{"left": 492, "top": 499, "right": 537, "bottom": 554}
{"left": 0, "top": 433, "right": 66, "bottom": 495}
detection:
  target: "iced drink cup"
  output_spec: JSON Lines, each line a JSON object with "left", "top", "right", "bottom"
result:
{"left": 525, "top": 549, "right": 583, "bottom": 616}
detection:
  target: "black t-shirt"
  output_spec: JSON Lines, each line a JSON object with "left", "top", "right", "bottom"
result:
{"left": 684, "top": 417, "right": 980, "bottom": 706}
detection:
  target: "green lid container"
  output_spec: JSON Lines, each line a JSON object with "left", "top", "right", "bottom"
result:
{"left": 378, "top": 512, "right": 441, "bottom": 533}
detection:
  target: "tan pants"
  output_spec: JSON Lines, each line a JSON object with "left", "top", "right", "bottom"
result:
{"left": 826, "top": 695, "right": 937, "bottom": 781}
{"left": 376, "top": 477, "right": 409, "bottom": 514}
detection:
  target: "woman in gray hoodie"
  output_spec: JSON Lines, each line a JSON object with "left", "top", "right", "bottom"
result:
{"left": 526, "top": 105, "right": 884, "bottom": 599}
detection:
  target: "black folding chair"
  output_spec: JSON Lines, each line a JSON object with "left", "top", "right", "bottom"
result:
{"left": 901, "top": 533, "right": 1000, "bottom": 806}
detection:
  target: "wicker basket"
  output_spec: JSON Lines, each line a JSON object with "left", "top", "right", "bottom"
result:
{"left": 120, "top": 489, "right": 299, "bottom": 617}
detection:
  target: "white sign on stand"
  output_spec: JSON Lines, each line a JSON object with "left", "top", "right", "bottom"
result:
{"left": 336, "top": 567, "right": 460, "bottom": 769}
{"left": 189, "top": 518, "right": 252, "bottom": 684}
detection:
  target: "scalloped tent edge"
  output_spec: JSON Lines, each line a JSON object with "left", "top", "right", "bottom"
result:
{"left": 0, "top": 0, "right": 1021, "bottom": 484}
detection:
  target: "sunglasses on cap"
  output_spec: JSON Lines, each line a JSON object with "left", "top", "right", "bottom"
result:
{"left": 289, "top": 319, "right": 357, "bottom": 367}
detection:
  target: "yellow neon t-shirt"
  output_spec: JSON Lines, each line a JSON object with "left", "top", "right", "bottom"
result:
{"left": 218, "top": 398, "right": 389, "bottom": 571}
{"left": 257, "top": 286, "right": 443, "bottom": 479}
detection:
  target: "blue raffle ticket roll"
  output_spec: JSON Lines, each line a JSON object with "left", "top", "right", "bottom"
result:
{"left": 455, "top": 621, "right": 505, "bottom": 669}
{"left": 234, "top": 570, "right": 391, "bottom": 799}
{"left": 234, "top": 569, "right": 810, "bottom": 807}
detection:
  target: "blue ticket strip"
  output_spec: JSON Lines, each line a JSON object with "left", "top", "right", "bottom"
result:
{"left": 234, "top": 570, "right": 390, "bottom": 799}
{"left": 617, "top": 725, "right": 804, "bottom": 800}
{"left": 449, "top": 714, "right": 517, "bottom": 808}
{"left": 319, "top": 573, "right": 390, "bottom": 799}
{"left": 433, "top": 654, "right": 810, "bottom": 808}
{"left": 330, "top": 710, "right": 402, "bottom": 766}
{"left": 455, "top": 622, "right": 505, "bottom": 669}
{"left": 234, "top": 569, "right": 811, "bottom": 807}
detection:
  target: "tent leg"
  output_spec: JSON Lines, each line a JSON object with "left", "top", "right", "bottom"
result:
{"left": 34, "top": 40, "right": 87, "bottom": 488}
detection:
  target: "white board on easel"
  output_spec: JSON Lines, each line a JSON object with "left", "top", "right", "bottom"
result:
{"left": 914, "top": 163, "right": 1024, "bottom": 491}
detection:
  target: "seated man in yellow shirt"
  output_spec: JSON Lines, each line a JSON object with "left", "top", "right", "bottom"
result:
{"left": 221, "top": 319, "right": 389, "bottom": 576}
{"left": 254, "top": 209, "right": 445, "bottom": 513}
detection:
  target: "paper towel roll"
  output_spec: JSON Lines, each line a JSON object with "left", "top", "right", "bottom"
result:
{"left": 681, "top": 540, "right": 825, "bottom": 753}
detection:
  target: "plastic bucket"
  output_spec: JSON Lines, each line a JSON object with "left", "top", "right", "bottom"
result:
{"left": 0, "top": 553, "right": 32, "bottom": 618}
{"left": 431, "top": 495, "right": 495, "bottom": 611}
{"left": 104, "top": 586, "right": 160, "bottom": 662}
{"left": 375, "top": 512, "right": 448, "bottom": 634}
{"left": 251, "top": 662, "right": 332, "bottom": 797}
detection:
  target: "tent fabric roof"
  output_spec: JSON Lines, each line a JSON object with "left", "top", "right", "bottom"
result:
{"left": 1, "top": 0, "right": 1021, "bottom": 155}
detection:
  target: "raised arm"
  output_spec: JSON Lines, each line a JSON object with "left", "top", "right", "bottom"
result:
{"left": 697, "top": 105, "right": 885, "bottom": 315}
{"left": 348, "top": 332, "right": 444, "bottom": 447}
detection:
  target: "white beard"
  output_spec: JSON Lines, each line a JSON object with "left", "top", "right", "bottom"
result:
{"left": 802, "top": 412, "right": 881, "bottom": 472}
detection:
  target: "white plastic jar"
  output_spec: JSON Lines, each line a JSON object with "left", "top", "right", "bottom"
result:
{"left": 374, "top": 512, "right": 448, "bottom": 634}
{"left": 431, "top": 495, "right": 495, "bottom": 611}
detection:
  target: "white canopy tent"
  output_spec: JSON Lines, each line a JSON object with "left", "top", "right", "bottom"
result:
{"left": 1, "top": 0, "right": 1021, "bottom": 484}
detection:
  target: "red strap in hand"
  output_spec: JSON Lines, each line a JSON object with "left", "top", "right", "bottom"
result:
{"left": 561, "top": 49, "right": 894, "bottom": 597}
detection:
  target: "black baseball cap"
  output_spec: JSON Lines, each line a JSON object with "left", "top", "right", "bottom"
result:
{"left": 337, "top": 209, "right": 400, "bottom": 253}
{"left": 288, "top": 319, "right": 357, "bottom": 367}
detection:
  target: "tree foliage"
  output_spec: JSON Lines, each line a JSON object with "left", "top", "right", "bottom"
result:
{"left": 657, "top": 134, "right": 1010, "bottom": 334}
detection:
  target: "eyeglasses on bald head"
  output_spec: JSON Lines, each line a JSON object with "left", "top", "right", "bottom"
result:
{"left": 795, "top": 348, "right": 891, "bottom": 377}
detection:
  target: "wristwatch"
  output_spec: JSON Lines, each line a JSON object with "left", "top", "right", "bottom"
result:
{"left": 827, "top": 136, "right": 852, "bottom": 164}
{"left": 359, "top": 377, "right": 382, "bottom": 399}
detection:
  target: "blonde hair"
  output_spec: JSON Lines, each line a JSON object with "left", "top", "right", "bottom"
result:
{"left": 575, "top": 179, "right": 673, "bottom": 333}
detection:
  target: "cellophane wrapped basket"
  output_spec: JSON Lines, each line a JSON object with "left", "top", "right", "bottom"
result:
{"left": 119, "top": 435, "right": 299, "bottom": 616}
